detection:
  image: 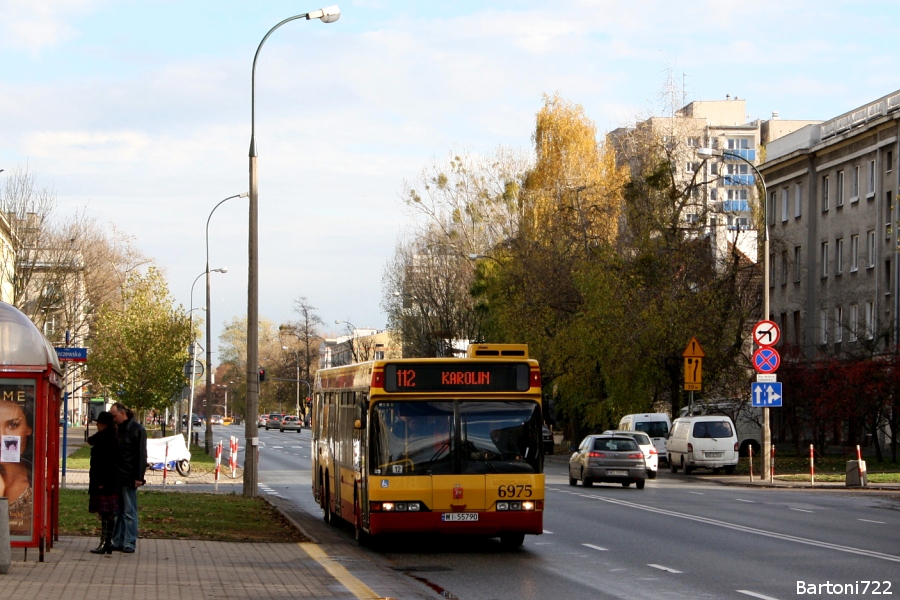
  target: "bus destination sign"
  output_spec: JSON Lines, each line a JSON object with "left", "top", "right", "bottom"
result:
{"left": 383, "top": 363, "right": 530, "bottom": 392}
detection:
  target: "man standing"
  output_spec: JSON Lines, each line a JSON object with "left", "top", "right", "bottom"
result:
{"left": 109, "top": 402, "right": 147, "bottom": 553}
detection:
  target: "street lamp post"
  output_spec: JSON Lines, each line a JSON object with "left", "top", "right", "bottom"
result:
{"left": 245, "top": 5, "right": 341, "bottom": 498}
{"left": 334, "top": 319, "right": 357, "bottom": 364}
{"left": 205, "top": 193, "right": 247, "bottom": 455}
{"left": 188, "top": 268, "right": 226, "bottom": 444}
{"left": 697, "top": 147, "right": 772, "bottom": 479}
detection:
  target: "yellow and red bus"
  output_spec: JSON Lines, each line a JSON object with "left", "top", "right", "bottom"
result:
{"left": 311, "top": 344, "right": 546, "bottom": 548}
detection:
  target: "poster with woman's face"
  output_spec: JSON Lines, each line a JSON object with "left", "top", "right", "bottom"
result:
{"left": 0, "top": 380, "right": 36, "bottom": 540}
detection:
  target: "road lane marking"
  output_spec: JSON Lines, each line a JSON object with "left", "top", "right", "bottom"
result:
{"left": 299, "top": 543, "right": 382, "bottom": 600}
{"left": 647, "top": 564, "right": 681, "bottom": 573}
{"left": 858, "top": 518, "right": 886, "bottom": 524}
{"left": 735, "top": 499, "right": 754, "bottom": 503}
{"left": 790, "top": 508, "right": 813, "bottom": 513}
{"left": 736, "top": 590, "right": 781, "bottom": 600}
{"left": 688, "top": 491, "right": 704, "bottom": 495}
{"left": 582, "top": 543, "right": 607, "bottom": 552}
{"left": 542, "top": 530, "right": 554, "bottom": 534}
{"left": 272, "top": 446, "right": 284, "bottom": 449}
{"left": 584, "top": 495, "right": 900, "bottom": 563}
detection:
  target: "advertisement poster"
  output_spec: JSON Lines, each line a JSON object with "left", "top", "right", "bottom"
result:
{"left": 0, "top": 380, "right": 36, "bottom": 540}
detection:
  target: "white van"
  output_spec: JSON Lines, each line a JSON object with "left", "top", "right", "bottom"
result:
{"left": 618, "top": 413, "right": 671, "bottom": 464}
{"left": 666, "top": 415, "right": 739, "bottom": 475}
{"left": 678, "top": 400, "right": 761, "bottom": 457}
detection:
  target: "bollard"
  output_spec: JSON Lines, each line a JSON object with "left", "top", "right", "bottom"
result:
{"left": 1, "top": 497, "right": 10, "bottom": 574}
{"left": 810, "top": 444, "right": 815, "bottom": 486}
{"left": 748, "top": 444, "right": 753, "bottom": 483}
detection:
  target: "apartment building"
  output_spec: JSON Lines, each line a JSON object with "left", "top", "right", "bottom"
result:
{"left": 760, "top": 90, "right": 900, "bottom": 357}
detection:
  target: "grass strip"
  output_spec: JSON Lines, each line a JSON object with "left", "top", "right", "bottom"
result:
{"left": 66, "top": 442, "right": 218, "bottom": 471}
{"left": 59, "top": 488, "right": 309, "bottom": 543}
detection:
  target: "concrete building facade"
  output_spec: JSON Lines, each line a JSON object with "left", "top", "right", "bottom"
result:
{"left": 760, "top": 89, "right": 900, "bottom": 358}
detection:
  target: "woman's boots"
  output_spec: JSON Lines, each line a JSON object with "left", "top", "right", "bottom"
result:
{"left": 90, "top": 515, "right": 114, "bottom": 554}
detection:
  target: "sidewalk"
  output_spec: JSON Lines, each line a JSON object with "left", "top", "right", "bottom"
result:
{"left": 14, "top": 427, "right": 430, "bottom": 599}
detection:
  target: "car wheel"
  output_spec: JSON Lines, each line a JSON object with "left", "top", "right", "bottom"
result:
{"left": 499, "top": 533, "right": 525, "bottom": 549}
{"left": 647, "top": 470, "right": 657, "bottom": 480}
{"left": 636, "top": 479, "right": 645, "bottom": 489}
{"left": 724, "top": 465, "right": 736, "bottom": 475}
{"left": 683, "top": 458, "right": 693, "bottom": 475}
{"left": 581, "top": 469, "right": 593, "bottom": 487}
{"left": 568, "top": 469, "right": 577, "bottom": 487}
{"left": 669, "top": 459, "right": 678, "bottom": 473}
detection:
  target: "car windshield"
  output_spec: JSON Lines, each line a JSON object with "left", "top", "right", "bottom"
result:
{"left": 593, "top": 438, "right": 639, "bottom": 452}
{"left": 634, "top": 421, "right": 669, "bottom": 438}
{"left": 629, "top": 432, "right": 651, "bottom": 445}
{"left": 370, "top": 400, "right": 543, "bottom": 476}
{"left": 692, "top": 421, "right": 733, "bottom": 438}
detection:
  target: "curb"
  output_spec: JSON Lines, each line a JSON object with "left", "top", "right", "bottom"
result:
{"left": 261, "top": 495, "right": 320, "bottom": 545}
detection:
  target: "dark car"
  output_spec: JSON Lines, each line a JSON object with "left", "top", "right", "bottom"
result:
{"left": 542, "top": 425, "right": 554, "bottom": 455}
{"left": 191, "top": 414, "right": 202, "bottom": 428}
{"left": 279, "top": 415, "right": 302, "bottom": 432}
{"left": 568, "top": 434, "right": 647, "bottom": 489}
{"left": 264, "top": 413, "right": 283, "bottom": 430}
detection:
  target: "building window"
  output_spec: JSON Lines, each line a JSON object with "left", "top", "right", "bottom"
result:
{"left": 727, "top": 138, "right": 750, "bottom": 150}
{"left": 685, "top": 162, "right": 695, "bottom": 173}
{"left": 837, "top": 170, "right": 845, "bottom": 206}
{"left": 888, "top": 150, "right": 894, "bottom": 173}
{"left": 687, "top": 136, "right": 699, "bottom": 147}
{"left": 822, "top": 175, "right": 830, "bottom": 211}
{"left": 795, "top": 183, "right": 802, "bottom": 218}
{"left": 769, "top": 191, "right": 777, "bottom": 225}
{"left": 851, "top": 165, "right": 859, "bottom": 201}
{"left": 820, "top": 309, "right": 828, "bottom": 345}
{"left": 850, "top": 304, "right": 859, "bottom": 341}
{"left": 770, "top": 252, "right": 776, "bottom": 287}
{"left": 868, "top": 159, "right": 876, "bottom": 198}
{"left": 836, "top": 238, "right": 844, "bottom": 274}
{"left": 781, "top": 188, "right": 789, "bottom": 222}
{"left": 709, "top": 187, "right": 718, "bottom": 201}
{"left": 835, "top": 306, "right": 843, "bottom": 343}
{"left": 821, "top": 242, "right": 828, "bottom": 277}
{"left": 886, "top": 259, "right": 892, "bottom": 293}
{"left": 851, "top": 234, "right": 859, "bottom": 272}
{"left": 781, "top": 250, "right": 788, "bottom": 285}
{"left": 867, "top": 230, "right": 876, "bottom": 268}
{"left": 710, "top": 162, "right": 719, "bottom": 175}
{"left": 865, "top": 301, "right": 875, "bottom": 339}
{"left": 794, "top": 246, "right": 801, "bottom": 282}
{"left": 887, "top": 190, "right": 893, "bottom": 239}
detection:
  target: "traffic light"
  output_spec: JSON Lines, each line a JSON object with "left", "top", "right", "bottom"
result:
{"left": 258, "top": 368, "right": 266, "bottom": 383}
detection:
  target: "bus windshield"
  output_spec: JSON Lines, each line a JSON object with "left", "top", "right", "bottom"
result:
{"left": 370, "top": 400, "right": 542, "bottom": 476}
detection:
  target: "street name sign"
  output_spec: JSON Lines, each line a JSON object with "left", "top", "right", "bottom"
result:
{"left": 751, "top": 382, "right": 783, "bottom": 407}
{"left": 55, "top": 347, "right": 87, "bottom": 362}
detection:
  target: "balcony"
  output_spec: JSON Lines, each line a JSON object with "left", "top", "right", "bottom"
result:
{"left": 723, "top": 174, "right": 755, "bottom": 186}
{"left": 722, "top": 200, "right": 750, "bottom": 212}
{"left": 724, "top": 149, "right": 756, "bottom": 162}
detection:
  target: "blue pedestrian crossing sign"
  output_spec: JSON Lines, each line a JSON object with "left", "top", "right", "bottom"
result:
{"left": 751, "top": 382, "right": 782, "bottom": 407}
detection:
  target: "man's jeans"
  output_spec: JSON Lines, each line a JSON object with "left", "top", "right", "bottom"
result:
{"left": 112, "top": 485, "right": 138, "bottom": 551}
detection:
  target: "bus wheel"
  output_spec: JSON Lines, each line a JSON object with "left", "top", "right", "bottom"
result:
{"left": 500, "top": 533, "right": 525, "bottom": 549}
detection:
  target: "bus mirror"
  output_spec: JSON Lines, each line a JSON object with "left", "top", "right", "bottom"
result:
{"left": 354, "top": 418, "right": 365, "bottom": 430}
{"left": 543, "top": 397, "right": 557, "bottom": 425}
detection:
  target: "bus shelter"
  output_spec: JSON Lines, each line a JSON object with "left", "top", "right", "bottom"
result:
{"left": 0, "top": 301, "right": 62, "bottom": 558}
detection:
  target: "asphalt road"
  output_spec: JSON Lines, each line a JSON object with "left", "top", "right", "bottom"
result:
{"left": 210, "top": 425, "right": 900, "bottom": 600}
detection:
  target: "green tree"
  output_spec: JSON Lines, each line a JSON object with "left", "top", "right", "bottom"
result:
{"left": 88, "top": 267, "right": 191, "bottom": 416}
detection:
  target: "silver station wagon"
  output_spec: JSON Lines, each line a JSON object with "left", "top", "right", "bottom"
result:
{"left": 568, "top": 434, "right": 647, "bottom": 489}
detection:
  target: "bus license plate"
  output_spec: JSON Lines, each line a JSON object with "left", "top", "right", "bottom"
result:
{"left": 442, "top": 513, "right": 479, "bottom": 522}
{"left": 607, "top": 470, "right": 627, "bottom": 477}
{"left": 706, "top": 452, "right": 723, "bottom": 458}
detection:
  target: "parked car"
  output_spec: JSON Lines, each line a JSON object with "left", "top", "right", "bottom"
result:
{"left": 617, "top": 413, "right": 671, "bottom": 464}
{"left": 542, "top": 425, "right": 554, "bottom": 455}
{"left": 258, "top": 414, "right": 269, "bottom": 427}
{"left": 568, "top": 434, "right": 646, "bottom": 489}
{"left": 210, "top": 415, "right": 223, "bottom": 425}
{"left": 279, "top": 415, "right": 302, "bottom": 432}
{"left": 603, "top": 430, "right": 658, "bottom": 479}
{"left": 667, "top": 415, "right": 739, "bottom": 475}
{"left": 264, "top": 413, "right": 283, "bottom": 430}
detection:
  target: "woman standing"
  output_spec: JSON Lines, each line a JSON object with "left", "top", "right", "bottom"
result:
{"left": 87, "top": 411, "right": 119, "bottom": 554}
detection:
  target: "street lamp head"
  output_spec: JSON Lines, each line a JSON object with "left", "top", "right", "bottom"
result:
{"left": 211, "top": 267, "right": 228, "bottom": 274}
{"left": 307, "top": 5, "right": 340, "bottom": 23}
{"left": 696, "top": 147, "right": 720, "bottom": 160}
{"left": 239, "top": 192, "right": 249, "bottom": 198}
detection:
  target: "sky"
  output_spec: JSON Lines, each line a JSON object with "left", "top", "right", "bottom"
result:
{"left": 3, "top": 0, "right": 900, "bottom": 364}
